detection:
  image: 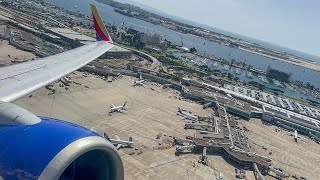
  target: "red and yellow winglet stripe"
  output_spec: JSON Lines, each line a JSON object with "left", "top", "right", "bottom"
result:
{"left": 90, "top": 4, "right": 111, "bottom": 42}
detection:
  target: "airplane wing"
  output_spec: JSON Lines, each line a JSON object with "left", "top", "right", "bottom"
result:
{"left": 116, "top": 144, "right": 122, "bottom": 149}
{"left": 115, "top": 134, "right": 121, "bottom": 140}
{"left": 0, "top": 41, "right": 113, "bottom": 102}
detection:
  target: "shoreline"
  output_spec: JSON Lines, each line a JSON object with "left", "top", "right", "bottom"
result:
{"left": 108, "top": 4, "right": 320, "bottom": 72}
{"left": 239, "top": 47, "right": 320, "bottom": 72}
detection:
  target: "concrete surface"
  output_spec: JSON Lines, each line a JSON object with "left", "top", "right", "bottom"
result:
{"left": 16, "top": 72, "right": 250, "bottom": 180}
{"left": 0, "top": 40, "right": 35, "bottom": 65}
{"left": 239, "top": 118, "right": 320, "bottom": 180}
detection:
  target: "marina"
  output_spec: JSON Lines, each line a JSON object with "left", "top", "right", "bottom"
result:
{"left": 179, "top": 55, "right": 320, "bottom": 102}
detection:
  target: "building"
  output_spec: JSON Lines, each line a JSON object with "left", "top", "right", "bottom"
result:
{"left": 207, "top": 75, "right": 222, "bottom": 84}
{"left": 181, "top": 78, "right": 204, "bottom": 88}
{"left": 181, "top": 85, "right": 217, "bottom": 105}
{"left": 226, "top": 101, "right": 251, "bottom": 119}
{"left": 46, "top": 27, "right": 95, "bottom": 47}
{"left": 262, "top": 105, "right": 320, "bottom": 138}
{"left": 140, "top": 33, "right": 160, "bottom": 46}
{"left": 0, "top": 25, "right": 6, "bottom": 34}
{"left": 266, "top": 66, "right": 291, "bottom": 82}
{"left": 190, "top": 112, "right": 270, "bottom": 171}
{"left": 101, "top": 46, "right": 132, "bottom": 59}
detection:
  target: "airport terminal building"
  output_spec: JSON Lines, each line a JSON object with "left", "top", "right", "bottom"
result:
{"left": 262, "top": 105, "right": 320, "bottom": 138}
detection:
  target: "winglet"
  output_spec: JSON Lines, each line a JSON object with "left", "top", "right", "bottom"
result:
{"left": 90, "top": 4, "right": 112, "bottom": 42}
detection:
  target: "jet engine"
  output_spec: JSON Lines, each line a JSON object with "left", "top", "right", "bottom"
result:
{"left": 0, "top": 102, "right": 124, "bottom": 180}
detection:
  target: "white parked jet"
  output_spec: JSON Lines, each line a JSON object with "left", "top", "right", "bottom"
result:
{"left": 109, "top": 101, "right": 127, "bottom": 114}
{"left": 289, "top": 130, "right": 302, "bottom": 143}
{"left": 177, "top": 107, "right": 199, "bottom": 121}
{"left": 133, "top": 74, "right": 144, "bottom": 86}
{"left": 103, "top": 133, "right": 135, "bottom": 149}
{"left": 217, "top": 172, "right": 223, "bottom": 180}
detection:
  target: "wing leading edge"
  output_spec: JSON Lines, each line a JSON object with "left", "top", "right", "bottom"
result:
{"left": 0, "top": 41, "right": 113, "bottom": 102}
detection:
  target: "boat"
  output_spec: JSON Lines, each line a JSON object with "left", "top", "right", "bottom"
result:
{"left": 246, "top": 71, "right": 254, "bottom": 79}
{"left": 224, "top": 65, "right": 230, "bottom": 71}
{"left": 258, "top": 75, "right": 269, "bottom": 83}
{"left": 284, "top": 83, "right": 296, "bottom": 92}
{"left": 211, "top": 61, "right": 218, "bottom": 67}
{"left": 272, "top": 79, "right": 284, "bottom": 88}
{"left": 235, "top": 68, "right": 241, "bottom": 75}
{"left": 202, "top": 58, "right": 209, "bottom": 66}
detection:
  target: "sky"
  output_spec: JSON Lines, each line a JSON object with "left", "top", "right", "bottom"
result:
{"left": 116, "top": 0, "right": 320, "bottom": 57}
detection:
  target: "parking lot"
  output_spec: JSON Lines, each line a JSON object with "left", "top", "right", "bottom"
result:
{"left": 224, "top": 84, "right": 320, "bottom": 120}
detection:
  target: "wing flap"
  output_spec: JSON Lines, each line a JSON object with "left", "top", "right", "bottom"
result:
{"left": 0, "top": 41, "right": 113, "bottom": 102}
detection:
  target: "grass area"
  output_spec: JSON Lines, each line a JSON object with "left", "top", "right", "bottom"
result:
{"left": 150, "top": 52, "right": 161, "bottom": 58}
{"left": 281, "top": 93, "right": 308, "bottom": 104}
{"left": 172, "top": 59, "right": 186, "bottom": 67}
{"left": 265, "top": 88, "right": 276, "bottom": 94}
{"left": 121, "top": 44, "right": 139, "bottom": 50}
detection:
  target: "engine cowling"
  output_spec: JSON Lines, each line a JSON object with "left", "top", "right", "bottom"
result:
{"left": 0, "top": 113, "right": 124, "bottom": 180}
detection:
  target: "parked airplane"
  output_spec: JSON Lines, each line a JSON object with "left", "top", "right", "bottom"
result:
{"left": 289, "top": 130, "right": 301, "bottom": 143}
{"left": 177, "top": 107, "right": 199, "bottom": 121}
{"left": 0, "top": 4, "right": 124, "bottom": 180}
{"left": 104, "top": 133, "right": 135, "bottom": 149}
{"left": 217, "top": 172, "right": 224, "bottom": 180}
{"left": 109, "top": 101, "right": 127, "bottom": 114}
{"left": 133, "top": 73, "right": 144, "bottom": 86}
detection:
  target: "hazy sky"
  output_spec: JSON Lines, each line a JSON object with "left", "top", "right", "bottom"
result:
{"left": 118, "top": 0, "right": 320, "bottom": 56}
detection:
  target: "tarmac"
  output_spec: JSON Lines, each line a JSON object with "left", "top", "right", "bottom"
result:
{"left": 16, "top": 72, "right": 255, "bottom": 180}
{"left": 238, "top": 118, "right": 320, "bottom": 179}
{"left": 15, "top": 72, "right": 320, "bottom": 179}
{"left": 0, "top": 40, "right": 35, "bottom": 65}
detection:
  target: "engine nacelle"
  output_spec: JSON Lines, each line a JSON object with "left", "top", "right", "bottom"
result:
{"left": 0, "top": 113, "right": 124, "bottom": 180}
{"left": 40, "top": 135, "right": 124, "bottom": 180}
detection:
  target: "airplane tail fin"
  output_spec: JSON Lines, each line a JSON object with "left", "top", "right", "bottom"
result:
{"left": 123, "top": 101, "right": 127, "bottom": 107}
{"left": 103, "top": 133, "right": 111, "bottom": 141}
{"left": 90, "top": 4, "right": 113, "bottom": 42}
{"left": 129, "top": 137, "right": 133, "bottom": 142}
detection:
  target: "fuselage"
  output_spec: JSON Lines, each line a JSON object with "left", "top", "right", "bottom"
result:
{"left": 110, "top": 139, "right": 134, "bottom": 147}
{"left": 177, "top": 108, "right": 198, "bottom": 121}
{"left": 134, "top": 80, "right": 144, "bottom": 86}
{"left": 110, "top": 106, "right": 124, "bottom": 112}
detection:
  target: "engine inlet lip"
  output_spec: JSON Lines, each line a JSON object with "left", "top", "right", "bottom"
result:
{"left": 38, "top": 136, "right": 124, "bottom": 180}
